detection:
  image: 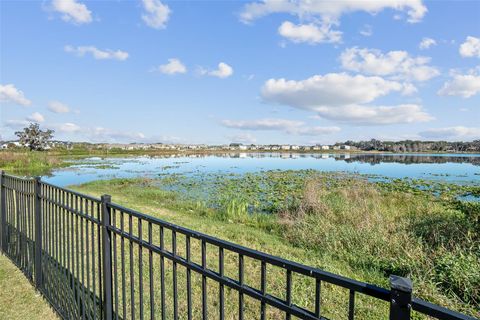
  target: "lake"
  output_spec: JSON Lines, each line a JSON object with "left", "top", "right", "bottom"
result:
{"left": 42, "top": 152, "right": 480, "bottom": 187}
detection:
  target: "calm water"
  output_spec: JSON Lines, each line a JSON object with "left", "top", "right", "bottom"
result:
{"left": 42, "top": 153, "right": 480, "bottom": 187}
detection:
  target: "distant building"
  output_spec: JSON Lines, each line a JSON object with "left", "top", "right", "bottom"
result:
{"left": 321, "top": 145, "right": 330, "bottom": 150}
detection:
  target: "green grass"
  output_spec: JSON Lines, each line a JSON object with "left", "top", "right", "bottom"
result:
{"left": 0, "top": 254, "right": 58, "bottom": 320}
{"left": 0, "top": 151, "right": 67, "bottom": 175}
{"left": 72, "top": 172, "right": 480, "bottom": 319}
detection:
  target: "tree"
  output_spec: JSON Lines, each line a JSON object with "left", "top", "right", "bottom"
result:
{"left": 15, "top": 123, "right": 54, "bottom": 151}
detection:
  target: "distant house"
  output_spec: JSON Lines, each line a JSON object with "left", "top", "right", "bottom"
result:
{"left": 341, "top": 145, "right": 351, "bottom": 150}
{"left": 321, "top": 145, "right": 330, "bottom": 150}
{"left": 291, "top": 145, "right": 300, "bottom": 150}
{"left": 281, "top": 145, "right": 290, "bottom": 151}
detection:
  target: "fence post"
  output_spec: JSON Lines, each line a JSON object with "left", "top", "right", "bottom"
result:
{"left": 0, "top": 171, "right": 5, "bottom": 253}
{"left": 389, "top": 275, "right": 412, "bottom": 320}
{"left": 101, "top": 194, "right": 113, "bottom": 320}
{"left": 34, "top": 176, "right": 42, "bottom": 289}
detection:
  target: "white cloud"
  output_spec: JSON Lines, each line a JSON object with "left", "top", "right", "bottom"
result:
{"left": 91, "top": 127, "right": 146, "bottom": 142}
{"left": 222, "top": 118, "right": 303, "bottom": 130}
{"left": 278, "top": 21, "right": 341, "bottom": 44}
{"left": 315, "top": 104, "right": 433, "bottom": 125}
{"left": 340, "top": 47, "right": 439, "bottom": 81}
{"left": 459, "top": 36, "right": 480, "bottom": 58}
{"left": 153, "top": 58, "right": 187, "bottom": 75}
{"left": 4, "top": 120, "right": 30, "bottom": 128}
{"left": 51, "top": 0, "right": 92, "bottom": 24}
{"left": 221, "top": 118, "right": 340, "bottom": 136}
{"left": 359, "top": 24, "right": 373, "bottom": 37}
{"left": 438, "top": 71, "right": 480, "bottom": 98}
{"left": 240, "top": 0, "right": 426, "bottom": 44}
{"left": 291, "top": 126, "right": 341, "bottom": 135}
{"left": 0, "top": 84, "right": 32, "bottom": 106}
{"left": 64, "top": 45, "right": 129, "bottom": 61}
{"left": 50, "top": 123, "right": 146, "bottom": 142}
{"left": 58, "top": 122, "right": 81, "bottom": 133}
{"left": 419, "top": 126, "right": 480, "bottom": 139}
{"left": 141, "top": 0, "right": 171, "bottom": 29}
{"left": 48, "top": 100, "right": 70, "bottom": 113}
{"left": 241, "top": 0, "right": 427, "bottom": 23}
{"left": 261, "top": 73, "right": 433, "bottom": 125}
{"left": 262, "top": 73, "right": 405, "bottom": 108}
{"left": 200, "top": 62, "right": 233, "bottom": 78}
{"left": 228, "top": 133, "right": 257, "bottom": 144}
{"left": 27, "top": 112, "right": 45, "bottom": 123}
{"left": 419, "top": 37, "right": 436, "bottom": 50}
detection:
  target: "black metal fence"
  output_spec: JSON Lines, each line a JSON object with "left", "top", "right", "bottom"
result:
{"left": 0, "top": 171, "right": 476, "bottom": 320}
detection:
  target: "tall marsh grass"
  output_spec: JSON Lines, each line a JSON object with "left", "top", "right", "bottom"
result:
{"left": 0, "top": 151, "right": 63, "bottom": 175}
{"left": 73, "top": 172, "right": 480, "bottom": 317}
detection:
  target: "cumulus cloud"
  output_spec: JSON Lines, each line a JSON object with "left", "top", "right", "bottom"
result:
{"left": 261, "top": 73, "right": 433, "bottom": 125}
{"left": 278, "top": 21, "right": 341, "bottom": 44}
{"left": 0, "top": 84, "right": 32, "bottom": 106}
{"left": 48, "top": 101, "right": 70, "bottom": 113}
{"left": 27, "top": 112, "right": 45, "bottom": 123}
{"left": 340, "top": 47, "right": 439, "bottom": 81}
{"left": 64, "top": 45, "right": 129, "bottom": 61}
{"left": 51, "top": 0, "right": 92, "bottom": 24}
{"left": 141, "top": 0, "right": 171, "bottom": 29}
{"left": 199, "top": 62, "right": 233, "bottom": 78}
{"left": 241, "top": 0, "right": 427, "bottom": 23}
{"left": 419, "top": 37, "right": 436, "bottom": 50}
{"left": 262, "top": 73, "right": 405, "bottom": 108}
{"left": 438, "top": 71, "right": 480, "bottom": 98}
{"left": 240, "top": 0, "right": 426, "bottom": 44}
{"left": 459, "top": 36, "right": 480, "bottom": 58}
{"left": 221, "top": 118, "right": 340, "bottom": 136}
{"left": 419, "top": 126, "right": 480, "bottom": 139}
{"left": 315, "top": 104, "right": 433, "bottom": 125}
{"left": 153, "top": 58, "right": 187, "bottom": 75}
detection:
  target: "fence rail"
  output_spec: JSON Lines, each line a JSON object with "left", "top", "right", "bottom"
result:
{"left": 0, "top": 171, "right": 476, "bottom": 320}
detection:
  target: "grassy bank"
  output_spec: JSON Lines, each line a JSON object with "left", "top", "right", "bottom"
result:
{"left": 0, "top": 254, "right": 58, "bottom": 320}
{"left": 72, "top": 171, "right": 480, "bottom": 318}
{"left": 0, "top": 151, "right": 67, "bottom": 175}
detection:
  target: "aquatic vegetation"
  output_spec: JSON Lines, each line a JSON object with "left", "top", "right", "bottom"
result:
{"left": 73, "top": 170, "right": 480, "bottom": 317}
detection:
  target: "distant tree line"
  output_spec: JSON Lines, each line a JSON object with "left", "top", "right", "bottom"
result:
{"left": 342, "top": 139, "right": 480, "bottom": 152}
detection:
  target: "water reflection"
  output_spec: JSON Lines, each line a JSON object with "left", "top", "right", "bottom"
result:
{"left": 43, "top": 152, "right": 480, "bottom": 187}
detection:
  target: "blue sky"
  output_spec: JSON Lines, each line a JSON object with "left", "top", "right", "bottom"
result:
{"left": 1, "top": 0, "right": 479, "bottom": 145}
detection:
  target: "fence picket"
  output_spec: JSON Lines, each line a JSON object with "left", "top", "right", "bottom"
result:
{"left": 0, "top": 172, "right": 475, "bottom": 320}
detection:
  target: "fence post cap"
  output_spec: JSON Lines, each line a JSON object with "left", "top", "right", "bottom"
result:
{"left": 101, "top": 194, "right": 112, "bottom": 202}
{"left": 389, "top": 275, "right": 412, "bottom": 293}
